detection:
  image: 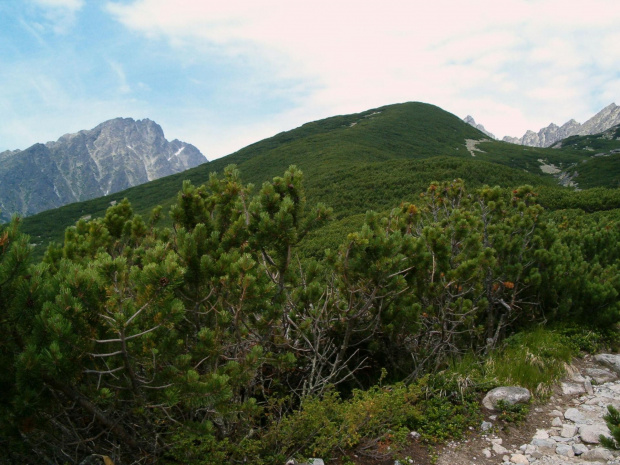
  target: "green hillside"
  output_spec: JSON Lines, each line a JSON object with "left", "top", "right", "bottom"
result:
{"left": 550, "top": 124, "right": 620, "bottom": 188}
{"left": 20, "top": 102, "right": 620, "bottom": 256}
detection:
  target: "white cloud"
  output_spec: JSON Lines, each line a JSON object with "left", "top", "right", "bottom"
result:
{"left": 31, "top": 0, "right": 84, "bottom": 10}
{"left": 30, "top": 0, "right": 84, "bottom": 33}
{"left": 109, "top": 60, "right": 131, "bottom": 94}
{"left": 98, "top": 0, "right": 620, "bottom": 147}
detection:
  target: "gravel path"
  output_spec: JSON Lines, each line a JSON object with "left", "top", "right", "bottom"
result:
{"left": 436, "top": 355, "right": 620, "bottom": 465}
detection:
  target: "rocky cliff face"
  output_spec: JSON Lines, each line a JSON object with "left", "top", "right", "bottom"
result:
{"left": 0, "top": 118, "right": 206, "bottom": 222}
{"left": 503, "top": 103, "right": 620, "bottom": 147}
{"left": 463, "top": 115, "right": 496, "bottom": 139}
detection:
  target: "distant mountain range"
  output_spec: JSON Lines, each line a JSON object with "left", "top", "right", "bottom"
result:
{"left": 0, "top": 118, "right": 206, "bottom": 222}
{"left": 503, "top": 103, "right": 620, "bottom": 147}
{"left": 464, "top": 103, "right": 620, "bottom": 148}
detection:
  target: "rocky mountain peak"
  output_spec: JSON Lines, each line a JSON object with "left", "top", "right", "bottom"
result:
{"left": 0, "top": 118, "right": 207, "bottom": 222}
{"left": 463, "top": 115, "right": 496, "bottom": 139}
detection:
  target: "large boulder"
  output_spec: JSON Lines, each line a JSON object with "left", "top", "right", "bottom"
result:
{"left": 585, "top": 367, "right": 618, "bottom": 384}
{"left": 579, "top": 424, "right": 611, "bottom": 444}
{"left": 482, "top": 386, "right": 531, "bottom": 411}
{"left": 594, "top": 354, "right": 620, "bottom": 375}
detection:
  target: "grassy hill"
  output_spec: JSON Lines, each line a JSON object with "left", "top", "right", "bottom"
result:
{"left": 20, "top": 102, "right": 620, "bottom": 257}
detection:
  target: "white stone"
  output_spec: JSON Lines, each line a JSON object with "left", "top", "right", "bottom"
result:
{"left": 580, "top": 424, "right": 611, "bottom": 444}
{"left": 556, "top": 444, "right": 575, "bottom": 457}
{"left": 573, "top": 443, "right": 589, "bottom": 455}
{"left": 572, "top": 373, "right": 587, "bottom": 383}
{"left": 552, "top": 417, "right": 563, "bottom": 427}
{"left": 562, "top": 382, "right": 586, "bottom": 395}
{"left": 493, "top": 443, "right": 509, "bottom": 454}
{"left": 561, "top": 424, "right": 578, "bottom": 438}
{"left": 585, "top": 367, "right": 617, "bottom": 384}
{"left": 564, "top": 408, "right": 586, "bottom": 423}
{"left": 582, "top": 446, "right": 614, "bottom": 462}
{"left": 483, "top": 386, "right": 531, "bottom": 411}
{"left": 531, "top": 438, "right": 556, "bottom": 454}
{"left": 533, "top": 429, "right": 549, "bottom": 439}
{"left": 594, "top": 354, "right": 620, "bottom": 375}
{"left": 510, "top": 453, "right": 529, "bottom": 464}
{"left": 482, "top": 448, "right": 492, "bottom": 458}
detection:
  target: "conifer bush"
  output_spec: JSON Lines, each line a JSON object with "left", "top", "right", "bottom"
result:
{"left": 1, "top": 167, "right": 619, "bottom": 464}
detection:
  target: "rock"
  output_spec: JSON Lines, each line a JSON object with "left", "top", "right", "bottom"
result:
{"left": 481, "top": 421, "right": 493, "bottom": 431}
{"left": 561, "top": 382, "right": 586, "bottom": 395}
{"left": 503, "top": 103, "right": 620, "bottom": 148}
{"left": 594, "top": 354, "right": 620, "bottom": 375}
{"left": 552, "top": 417, "right": 563, "bottom": 427}
{"left": 482, "top": 386, "right": 531, "bottom": 411}
{"left": 493, "top": 443, "right": 509, "bottom": 454}
{"left": 482, "top": 448, "right": 492, "bottom": 458}
{"left": 510, "top": 453, "right": 529, "bottom": 463}
{"left": 582, "top": 446, "right": 614, "bottom": 462}
{"left": 0, "top": 118, "right": 207, "bottom": 222}
{"left": 579, "top": 424, "right": 611, "bottom": 444}
{"left": 533, "top": 429, "right": 549, "bottom": 439}
{"left": 573, "top": 443, "right": 589, "bottom": 455}
{"left": 564, "top": 407, "right": 586, "bottom": 423}
{"left": 556, "top": 443, "right": 575, "bottom": 457}
{"left": 585, "top": 367, "right": 618, "bottom": 384}
{"left": 549, "top": 409, "right": 564, "bottom": 418}
{"left": 463, "top": 116, "right": 496, "bottom": 139}
{"left": 531, "top": 438, "right": 557, "bottom": 454}
{"left": 572, "top": 373, "right": 587, "bottom": 383}
{"left": 409, "top": 431, "right": 420, "bottom": 440}
{"left": 561, "top": 424, "right": 578, "bottom": 438}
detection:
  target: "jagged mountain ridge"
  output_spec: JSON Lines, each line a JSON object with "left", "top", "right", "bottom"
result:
{"left": 0, "top": 118, "right": 206, "bottom": 222}
{"left": 503, "top": 103, "right": 620, "bottom": 147}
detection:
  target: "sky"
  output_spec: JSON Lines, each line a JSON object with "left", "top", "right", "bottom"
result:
{"left": 1, "top": 0, "right": 619, "bottom": 160}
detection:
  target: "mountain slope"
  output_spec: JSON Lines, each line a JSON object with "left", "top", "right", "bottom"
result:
{"left": 0, "top": 118, "right": 206, "bottom": 221}
{"left": 19, "top": 102, "right": 620, "bottom": 256}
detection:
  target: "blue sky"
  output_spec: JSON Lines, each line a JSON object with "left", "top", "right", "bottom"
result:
{"left": 1, "top": 0, "right": 619, "bottom": 160}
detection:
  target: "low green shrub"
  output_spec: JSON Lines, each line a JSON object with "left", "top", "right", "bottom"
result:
{"left": 496, "top": 399, "right": 530, "bottom": 424}
{"left": 263, "top": 382, "right": 423, "bottom": 461}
